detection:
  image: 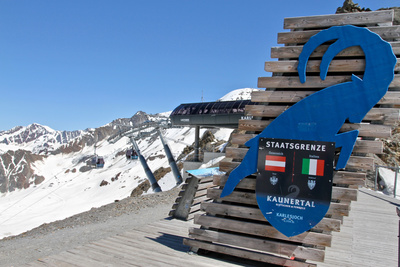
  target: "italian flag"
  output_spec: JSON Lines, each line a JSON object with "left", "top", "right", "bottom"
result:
{"left": 302, "top": 158, "right": 325, "bottom": 176}
{"left": 265, "top": 155, "right": 286, "bottom": 172}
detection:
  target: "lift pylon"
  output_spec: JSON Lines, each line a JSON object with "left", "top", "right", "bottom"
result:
{"left": 158, "top": 129, "right": 183, "bottom": 185}
{"left": 129, "top": 136, "right": 162, "bottom": 192}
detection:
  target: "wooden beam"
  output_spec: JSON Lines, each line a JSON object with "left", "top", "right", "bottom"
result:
{"left": 219, "top": 157, "right": 372, "bottom": 173}
{"left": 214, "top": 174, "right": 357, "bottom": 201}
{"left": 189, "top": 228, "right": 325, "bottom": 262}
{"left": 214, "top": 170, "right": 365, "bottom": 188}
{"left": 201, "top": 201, "right": 341, "bottom": 232}
{"left": 265, "top": 59, "right": 400, "bottom": 73}
{"left": 257, "top": 74, "right": 400, "bottom": 89}
{"left": 238, "top": 119, "right": 392, "bottom": 138}
{"left": 194, "top": 214, "right": 332, "bottom": 247}
{"left": 277, "top": 26, "right": 400, "bottom": 45}
{"left": 270, "top": 42, "right": 400, "bottom": 59}
{"left": 183, "top": 238, "right": 317, "bottom": 267}
{"left": 207, "top": 189, "right": 350, "bottom": 217}
{"left": 231, "top": 133, "right": 383, "bottom": 154}
{"left": 284, "top": 10, "right": 394, "bottom": 30}
{"left": 245, "top": 105, "right": 399, "bottom": 125}
{"left": 333, "top": 171, "right": 366, "bottom": 186}
{"left": 251, "top": 88, "right": 400, "bottom": 104}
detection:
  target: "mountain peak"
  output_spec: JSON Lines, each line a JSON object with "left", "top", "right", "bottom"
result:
{"left": 218, "top": 88, "right": 262, "bottom": 101}
{"left": 0, "top": 123, "right": 83, "bottom": 154}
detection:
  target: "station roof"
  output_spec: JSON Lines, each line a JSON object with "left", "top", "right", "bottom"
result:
{"left": 170, "top": 100, "right": 257, "bottom": 128}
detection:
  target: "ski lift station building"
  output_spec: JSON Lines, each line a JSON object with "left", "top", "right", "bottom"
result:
{"left": 170, "top": 100, "right": 257, "bottom": 128}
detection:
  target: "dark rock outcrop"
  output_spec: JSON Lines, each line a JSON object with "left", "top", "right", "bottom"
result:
{"left": 336, "top": 0, "right": 371, "bottom": 13}
{"left": 0, "top": 150, "right": 45, "bottom": 193}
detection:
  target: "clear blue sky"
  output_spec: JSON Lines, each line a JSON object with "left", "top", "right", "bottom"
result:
{"left": 0, "top": 0, "right": 397, "bottom": 131}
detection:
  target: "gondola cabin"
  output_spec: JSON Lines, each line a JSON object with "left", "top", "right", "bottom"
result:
{"left": 126, "top": 149, "right": 138, "bottom": 160}
{"left": 91, "top": 156, "right": 105, "bottom": 168}
{"left": 96, "top": 157, "right": 105, "bottom": 168}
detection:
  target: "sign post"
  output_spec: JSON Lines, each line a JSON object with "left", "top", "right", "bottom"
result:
{"left": 256, "top": 138, "right": 335, "bottom": 237}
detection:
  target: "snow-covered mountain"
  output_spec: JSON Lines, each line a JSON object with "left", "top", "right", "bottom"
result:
{"left": 0, "top": 123, "right": 84, "bottom": 154}
{"left": 0, "top": 110, "right": 164, "bottom": 194}
{"left": 218, "top": 88, "right": 262, "bottom": 101}
{"left": 0, "top": 88, "right": 258, "bottom": 239}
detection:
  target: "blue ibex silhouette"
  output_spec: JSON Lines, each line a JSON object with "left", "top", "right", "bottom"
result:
{"left": 221, "top": 25, "right": 396, "bottom": 198}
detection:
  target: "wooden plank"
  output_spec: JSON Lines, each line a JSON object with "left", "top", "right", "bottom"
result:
{"left": 111, "top": 234, "right": 188, "bottom": 258}
{"left": 333, "top": 171, "right": 365, "bottom": 186}
{"left": 198, "top": 176, "right": 214, "bottom": 183}
{"left": 353, "top": 139, "right": 383, "bottom": 154}
{"left": 194, "top": 214, "right": 332, "bottom": 247}
{"left": 225, "top": 147, "right": 248, "bottom": 160}
{"left": 245, "top": 105, "right": 399, "bottom": 125}
{"left": 36, "top": 256, "right": 83, "bottom": 267}
{"left": 283, "top": 10, "right": 394, "bottom": 30}
{"left": 219, "top": 157, "right": 236, "bottom": 172}
{"left": 192, "top": 195, "right": 210, "bottom": 205}
{"left": 340, "top": 123, "right": 391, "bottom": 139}
{"left": 258, "top": 76, "right": 354, "bottom": 89}
{"left": 264, "top": 59, "right": 400, "bottom": 73}
{"left": 64, "top": 247, "right": 134, "bottom": 267}
{"left": 214, "top": 170, "right": 365, "bottom": 188}
{"left": 194, "top": 188, "right": 208, "bottom": 198}
{"left": 214, "top": 170, "right": 365, "bottom": 186}
{"left": 201, "top": 202, "right": 341, "bottom": 232}
{"left": 238, "top": 119, "right": 392, "bottom": 138}
{"left": 258, "top": 75, "right": 400, "bottom": 89}
{"left": 361, "top": 108, "right": 399, "bottom": 124}
{"left": 219, "top": 157, "right": 371, "bottom": 174}
{"left": 116, "top": 229, "right": 244, "bottom": 267}
{"left": 189, "top": 203, "right": 202, "bottom": 213}
{"left": 214, "top": 174, "right": 357, "bottom": 202}
{"left": 184, "top": 238, "right": 317, "bottom": 267}
{"left": 231, "top": 133, "right": 383, "bottom": 154}
{"left": 332, "top": 187, "right": 357, "bottom": 201}
{"left": 197, "top": 181, "right": 216, "bottom": 191}
{"left": 311, "top": 188, "right": 399, "bottom": 266}
{"left": 174, "top": 176, "right": 199, "bottom": 220}
{"left": 277, "top": 26, "right": 400, "bottom": 44}
{"left": 189, "top": 228, "right": 325, "bottom": 262}
{"left": 87, "top": 240, "right": 176, "bottom": 267}
{"left": 207, "top": 189, "right": 350, "bottom": 217}
{"left": 270, "top": 42, "right": 400, "bottom": 59}
{"left": 251, "top": 90, "right": 400, "bottom": 104}
{"left": 224, "top": 147, "right": 374, "bottom": 171}
{"left": 345, "top": 156, "right": 374, "bottom": 171}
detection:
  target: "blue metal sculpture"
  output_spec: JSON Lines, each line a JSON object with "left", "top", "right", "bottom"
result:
{"left": 221, "top": 25, "right": 396, "bottom": 209}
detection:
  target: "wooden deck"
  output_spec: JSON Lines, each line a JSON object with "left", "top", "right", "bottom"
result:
{"left": 313, "top": 187, "right": 400, "bottom": 267}
{"left": 22, "top": 187, "right": 399, "bottom": 267}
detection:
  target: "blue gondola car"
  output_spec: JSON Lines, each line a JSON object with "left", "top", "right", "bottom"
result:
{"left": 126, "top": 149, "right": 138, "bottom": 160}
{"left": 96, "top": 157, "right": 105, "bottom": 168}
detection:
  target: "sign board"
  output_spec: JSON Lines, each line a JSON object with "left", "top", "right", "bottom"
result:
{"left": 256, "top": 138, "right": 335, "bottom": 237}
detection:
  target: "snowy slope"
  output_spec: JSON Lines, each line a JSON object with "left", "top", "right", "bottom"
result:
{"left": 0, "top": 126, "right": 223, "bottom": 238}
{"left": 218, "top": 88, "right": 261, "bottom": 101}
{"left": 0, "top": 88, "right": 257, "bottom": 239}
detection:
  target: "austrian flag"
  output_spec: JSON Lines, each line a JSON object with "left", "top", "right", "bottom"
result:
{"left": 265, "top": 155, "right": 286, "bottom": 172}
{"left": 302, "top": 158, "right": 325, "bottom": 176}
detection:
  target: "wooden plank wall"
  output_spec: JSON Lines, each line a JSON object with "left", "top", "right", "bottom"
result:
{"left": 184, "top": 10, "right": 400, "bottom": 266}
{"left": 170, "top": 176, "right": 216, "bottom": 220}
